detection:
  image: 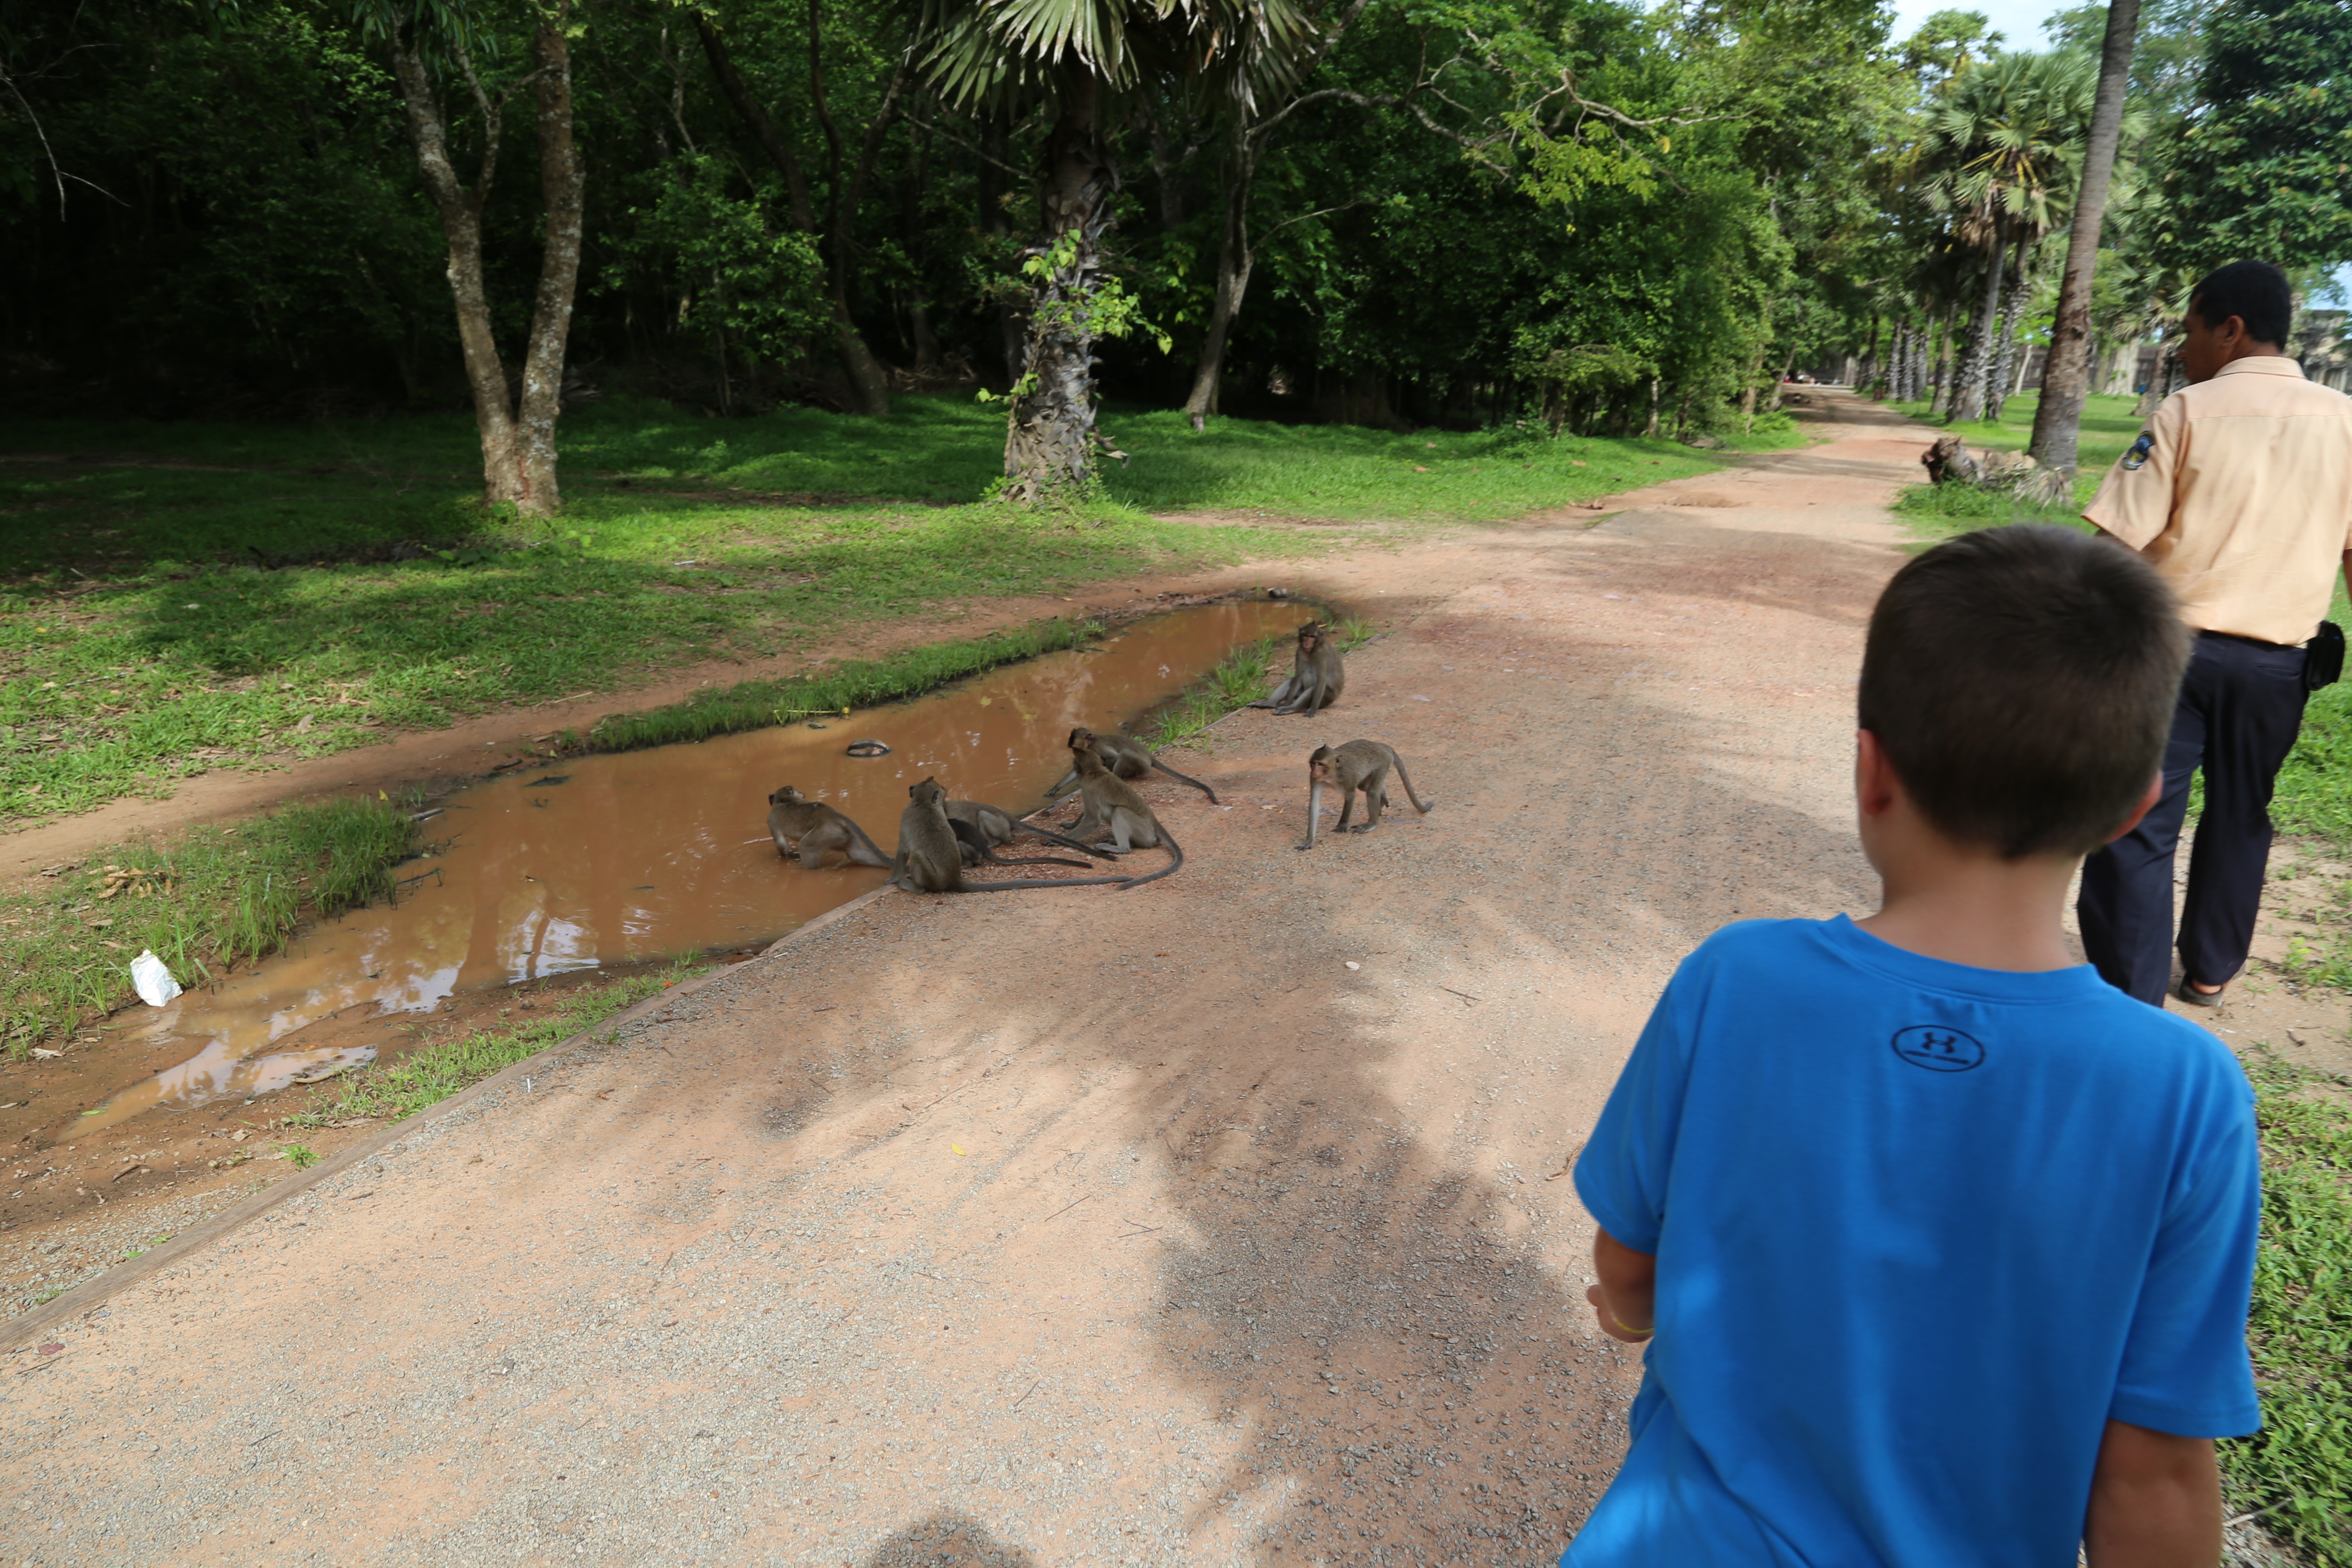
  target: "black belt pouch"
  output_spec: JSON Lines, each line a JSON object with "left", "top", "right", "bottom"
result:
{"left": 2306, "top": 621, "right": 2345, "bottom": 692}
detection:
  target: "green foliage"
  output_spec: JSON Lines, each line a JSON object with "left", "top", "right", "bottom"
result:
{"left": 620, "top": 155, "right": 830, "bottom": 363}
{"left": 0, "top": 794, "right": 416, "bottom": 1057}
{"left": 276, "top": 1143, "right": 320, "bottom": 1168}
{"left": 323, "top": 962, "right": 710, "bottom": 1123}
{"left": 2222, "top": 1049, "right": 2352, "bottom": 1567}
{"left": 2163, "top": 0, "right": 2352, "bottom": 271}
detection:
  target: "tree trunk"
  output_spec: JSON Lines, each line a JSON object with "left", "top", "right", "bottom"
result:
{"left": 513, "top": 9, "right": 584, "bottom": 515}
{"left": 1952, "top": 216, "right": 2009, "bottom": 423}
{"left": 978, "top": 115, "right": 1024, "bottom": 386}
{"left": 1984, "top": 234, "right": 2033, "bottom": 423}
{"left": 1185, "top": 126, "right": 1255, "bottom": 432}
{"left": 1002, "top": 77, "right": 1119, "bottom": 502}
{"left": 903, "top": 125, "right": 942, "bottom": 370}
{"left": 805, "top": 0, "right": 899, "bottom": 416}
{"left": 2028, "top": 0, "right": 2141, "bottom": 473}
{"left": 387, "top": 34, "right": 524, "bottom": 507}
{"left": 1929, "top": 303, "right": 1959, "bottom": 415}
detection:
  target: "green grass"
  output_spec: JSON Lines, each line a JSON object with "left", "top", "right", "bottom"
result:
{"left": 305, "top": 961, "right": 710, "bottom": 1124}
{"left": 1887, "top": 390, "right": 2146, "bottom": 535}
{"left": 0, "top": 793, "right": 416, "bottom": 1058}
{"left": 0, "top": 395, "right": 1758, "bottom": 825}
{"left": 2224, "top": 1048, "right": 2352, "bottom": 1566}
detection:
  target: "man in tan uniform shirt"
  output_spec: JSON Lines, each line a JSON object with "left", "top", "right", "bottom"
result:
{"left": 2079, "top": 260, "right": 2352, "bottom": 1007}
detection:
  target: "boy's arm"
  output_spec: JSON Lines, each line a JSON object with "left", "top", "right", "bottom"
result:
{"left": 2082, "top": 1419, "right": 2220, "bottom": 1567}
{"left": 1586, "top": 1229, "right": 1656, "bottom": 1343}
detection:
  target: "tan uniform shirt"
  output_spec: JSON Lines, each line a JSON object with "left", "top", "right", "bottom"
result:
{"left": 2083, "top": 356, "right": 2352, "bottom": 645}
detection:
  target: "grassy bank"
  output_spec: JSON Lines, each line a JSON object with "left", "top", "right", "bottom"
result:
{"left": 1887, "top": 390, "right": 2143, "bottom": 536}
{"left": 1, "top": 395, "right": 1770, "bottom": 824}
{"left": 2224, "top": 1048, "right": 2352, "bottom": 1566}
{"left": 0, "top": 794, "right": 416, "bottom": 1058}
{"left": 288, "top": 962, "right": 710, "bottom": 1127}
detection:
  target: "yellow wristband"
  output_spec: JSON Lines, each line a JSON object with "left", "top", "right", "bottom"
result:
{"left": 1611, "top": 1314, "right": 1654, "bottom": 1339}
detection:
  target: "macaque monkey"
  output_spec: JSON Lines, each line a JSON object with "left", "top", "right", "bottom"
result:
{"left": 1068, "top": 739, "right": 1184, "bottom": 889}
{"left": 888, "top": 778, "right": 1128, "bottom": 894}
{"left": 1044, "top": 728, "right": 1219, "bottom": 805}
{"left": 1250, "top": 621, "right": 1345, "bottom": 716}
{"left": 766, "top": 786, "right": 891, "bottom": 870}
{"left": 1298, "top": 740, "right": 1433, "bottom": 851}
{"left": 945, "top": 799, "right": 1115, "bottom": 860}
{"left": 945, "top": 814, "right": 1090, "bottom": 871}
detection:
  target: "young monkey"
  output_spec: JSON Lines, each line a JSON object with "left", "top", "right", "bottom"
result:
{"left": 1298, "top": 740, "right": 1433, "bottom": 851}
{"left": 766, "top": 786, "right": 892, "bottom": 870}
{"left": 888, "top": 778, "right": 1129, "bottom": 894}
{"left": 1250, "top": 621, "right": 1346, "bottom": 716}
{"left": 1044, "top": 728, "right": 1219, "bottom": 805}
{"left": 1068, "top": 738, "right": 1185, "bottom": 888}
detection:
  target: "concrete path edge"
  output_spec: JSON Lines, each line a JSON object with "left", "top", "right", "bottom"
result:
{"left": 3, "top": 880, "right": 900, "bottom": 1352}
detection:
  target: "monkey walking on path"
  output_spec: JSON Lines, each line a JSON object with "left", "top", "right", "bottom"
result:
{"left": 1250, "top": 621, "right": 1345, "bottom": 716}
{"left": 1044, "top": 728, "right": 1219, "bottom": 805}
{"left": 889, "top": 778, "right": 1132, "bottom": 894}
{"left": 767, "top": 786, "right": 892, "bottom": 870}
{"left": 1298, "top": 740, "right": 1433, "bottom": 851}
{"left": 1067, "top": 738, "right": 1185, "bottom": 889}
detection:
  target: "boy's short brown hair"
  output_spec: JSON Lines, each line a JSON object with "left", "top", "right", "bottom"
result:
{"left": 1859, "top": 525, "right": 2189, "bottom": 858}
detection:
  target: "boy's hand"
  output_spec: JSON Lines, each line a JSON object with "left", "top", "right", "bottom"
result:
{"left": 1590, "top": 1230, "right": 1657, "bottom": 1342}
{"left": 1587, "top": 1282, "right": 1653, "bottom": 1343}
{"left": 2084, "top": 1420, "right": 2220, "bottom": 1567}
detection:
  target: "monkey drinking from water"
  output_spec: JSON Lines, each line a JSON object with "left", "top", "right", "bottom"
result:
{"left": 766, "top": 786, "right": 892, "bottom": 870}
{"left": 1044, "top": 728, "right": 1218, "bottom": 805}
{"left": 1297, "top": 740, "right": 1433, "bottom": 851}
{"left": 1250, "top": 620, "right": 1345, "bottom": 716}
{"left": 888, "top": 778, "right": 1131, "bottom": 894}
{"left": 1066, "top": 737, "right": 1185, "bottom": 889}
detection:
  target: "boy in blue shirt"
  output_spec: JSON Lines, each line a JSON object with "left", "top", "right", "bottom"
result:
{"left": 1569, "top": 525, "right": 2262, "bottom": 1566}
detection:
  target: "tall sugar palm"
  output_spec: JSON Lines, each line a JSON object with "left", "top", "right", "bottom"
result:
{"left": 915, "top": 0, "right": 1315, "bottom": 499}
{"left": 1921, "top": 51, "right": 2095, "bottom": 422}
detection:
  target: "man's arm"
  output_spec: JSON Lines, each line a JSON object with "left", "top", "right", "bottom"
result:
{"left": 1586, "top": 1229, "right": 1657, "bottom": 1343}
{"left": 2082, "top": 1419, "right": 2221, "bottom": 1567}
{"left": 2341, "top": 548, "right": 2350, "bottom": 605}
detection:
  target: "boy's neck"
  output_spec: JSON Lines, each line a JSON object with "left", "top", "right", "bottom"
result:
{"left": 1856, "top": 849, "right": 2080, "bottom": 973}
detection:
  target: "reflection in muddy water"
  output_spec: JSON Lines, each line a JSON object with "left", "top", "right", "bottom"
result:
{"left": 79, "top": 602, "right": 1309, "bottom": 1135}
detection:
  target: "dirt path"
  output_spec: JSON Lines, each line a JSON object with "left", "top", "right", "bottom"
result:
{"left": 3, "top": 394, "right": 2332, "bottom": 1567}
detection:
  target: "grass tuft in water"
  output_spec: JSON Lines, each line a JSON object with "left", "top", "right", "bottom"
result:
{"left": 585, "top": 617, "right": 1106, "bottom": 753}
{"left": 314, "top": 963, "right": 710, "bottom": 1124}
{"left": 0, "top": 794, "right": 417, "bottom": 1059}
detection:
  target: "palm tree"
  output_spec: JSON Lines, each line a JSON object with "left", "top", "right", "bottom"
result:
{"left": 913, "top": 0, "right": 1314, "bottom": 499}
{"left": 1920, "top": 51, "right": 2094, "bottom": 423}
{"left": 2027, "top": 0, "right": 2142, "bottom": 473}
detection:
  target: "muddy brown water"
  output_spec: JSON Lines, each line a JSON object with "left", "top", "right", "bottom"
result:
{"left": 66, "top": 601, "right": 1313, "bottom": 1138}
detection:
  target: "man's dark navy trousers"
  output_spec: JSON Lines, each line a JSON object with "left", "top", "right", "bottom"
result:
{"left": 2079, "top": 630, "right": 2309, "bottom": 1005}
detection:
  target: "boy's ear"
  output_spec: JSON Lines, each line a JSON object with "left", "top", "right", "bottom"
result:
{"left": 1855, "top": 728, "right": 1902, "bottom": 818}
{"left": 2106, "top": 773, "right": 2164, "bottom": 843}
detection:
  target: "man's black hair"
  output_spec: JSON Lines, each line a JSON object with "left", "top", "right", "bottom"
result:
{"left": 1859, "top": 526, "right": 2189, "bottom": 859}
{"left": 2188, "top": 260, "right": 2292, "bottom": 349}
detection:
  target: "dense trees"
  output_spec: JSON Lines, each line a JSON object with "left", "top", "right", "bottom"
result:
{"left": 1, "top": 0, "right": 2343, "bottom": 502}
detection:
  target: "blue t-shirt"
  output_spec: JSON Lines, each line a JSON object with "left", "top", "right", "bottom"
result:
{"left": 1568, "top": 916, "right": 2261, "bottom": 1568}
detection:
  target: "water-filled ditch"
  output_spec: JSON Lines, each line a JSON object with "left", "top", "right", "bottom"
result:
{"left": 71, "top": 599, "right": 1314, "bottom": 1136}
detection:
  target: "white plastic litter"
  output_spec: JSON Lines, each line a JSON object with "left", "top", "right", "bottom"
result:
{"left": 130, "top": 949, "right": 182, "bottom": 1008}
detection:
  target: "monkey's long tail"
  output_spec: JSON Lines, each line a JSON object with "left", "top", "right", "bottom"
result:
{"left": 1151, "top": 759, "right": 1220, "bottom": 804}
{"left": 960, "top": 876, "right": 1132, "bottom": 891}
{"left": 848, "top": 820, "right": 896, "bottom": 865}
{"left": 1390, "top": 754, "right": 1435, "bottom": 813}
{"left": 1114, "top": 830, "right": 1183, "bottom": 890}
{"left": 982, "top": 849, "right": 1093, "bottom": 869}
{"left": 1017, "top": 823, "right": 1123, "bottom": 858}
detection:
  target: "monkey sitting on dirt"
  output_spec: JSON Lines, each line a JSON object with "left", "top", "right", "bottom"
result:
{"left": 1044, "top": 728, "right": 1219, "bottom": 805}
{"left": 1065, "top": 736, "right": 1185, "bottom": 889}
{"left": 1250, "top": 621, "right": 1345, "bottom": 716}
{"left": 1298, "top": 740, "right": 1433, "bottom": 851}
{"left": 888, "top": 778, "right": 1130, "bottom": 894}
